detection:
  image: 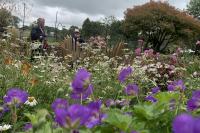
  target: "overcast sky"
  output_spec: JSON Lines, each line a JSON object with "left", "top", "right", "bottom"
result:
{"left": 15, "top": 0, "right": 190, "bottom": 28}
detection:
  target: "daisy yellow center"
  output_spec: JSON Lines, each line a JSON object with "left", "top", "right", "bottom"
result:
{"left": 28, "top": 97, "right": 35, "bottom": 102}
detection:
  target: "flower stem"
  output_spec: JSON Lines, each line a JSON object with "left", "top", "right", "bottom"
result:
{"left": 175, "top": 92, "right": 183, "bottom": 116}
{"left": 136, "top": 95, "right": 140, "bottom": 104}
{"left": 80, "top": 93, "right": 83, "bottom": 105}
{"left": 12, "top": 105, "right": 17, "bottom": 133}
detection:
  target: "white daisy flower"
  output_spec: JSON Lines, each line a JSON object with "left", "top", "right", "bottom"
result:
{"left": 0, "top": 124, "right": 12, "bottom": 131}
{"left": 25, "top": 97, "right": 38, "bottom": 107}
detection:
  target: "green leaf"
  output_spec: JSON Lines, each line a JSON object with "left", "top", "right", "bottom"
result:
{"left": 104, "top": 109, "right": 132, "bottom": 132}
{"left": 155, "top": 92, "right": 179, "bottom": 103}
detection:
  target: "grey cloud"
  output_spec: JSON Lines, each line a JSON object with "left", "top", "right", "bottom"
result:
{"left": 19, "top": 0, "right": 190, "bottom": 27}
{"left": 32, "top": 0, "right": 149, "bottom": 16}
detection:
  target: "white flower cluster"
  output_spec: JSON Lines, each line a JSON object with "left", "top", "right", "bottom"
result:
{"left": 0, "top": 124, "right": 12, "bottom": 131}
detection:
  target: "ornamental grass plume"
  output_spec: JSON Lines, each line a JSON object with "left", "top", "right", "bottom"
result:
{"left": 29, "top": 77, "right": 39, "bottom": 87}
{"left": 4, "top": 57, "right": 13, "bottom": 65}
{"left": 21, "top": 61, "right": 31, "bottom": 76}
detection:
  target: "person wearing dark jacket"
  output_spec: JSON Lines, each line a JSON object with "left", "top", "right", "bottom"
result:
{"left": 30, "top": 18, "right": 47, "bottom": 61}
{"left": 31, "top": 18, "right": 46, "bottom": 42}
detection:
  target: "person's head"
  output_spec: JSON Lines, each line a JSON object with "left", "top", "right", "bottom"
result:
{"left": 74, "top": 29, "right": 80, "bottom": 38}
{"left": 37, "top": 18, "right": 45, "bottom": 29}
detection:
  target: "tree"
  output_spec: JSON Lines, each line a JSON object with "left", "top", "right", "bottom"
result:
{"left": 109, "top": 20, "right": 126, "bottom": 45}
{"left": 0, "top": 8, "right": 12, "bottom": 28}
{"left": 12, "top": 16, "right": 21, "bottom": 27}
{"left": 187, "top": 0, "right": 200, "bottom": 18}
{"left": 124, "top": 1, "right": 200, "bottom": 52}
{"left": 102, "top": 16, "right": 116, "bottom": 38}
{"left": 81, "top": 18, "right": 105, "bottom": 39}
{"left": 82, "top": 18, "right": 92, "bottom": 39}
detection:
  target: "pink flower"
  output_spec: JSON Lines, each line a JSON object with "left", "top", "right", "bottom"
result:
{"left": 196, "top": 40, "right": 200, "bottom": 46}
{"left": 135, "top": 48, "right": 141, "bottom": 56}
{"left": 144, "top": 49, "right": 154, "bottom": 58}
{"left": 170, "top": 55, "right": 177, "bottom": 65}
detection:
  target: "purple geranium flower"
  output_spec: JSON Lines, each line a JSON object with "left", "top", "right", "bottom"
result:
{"left": 54, "top": 109, "right": 68, "bottom": 127}
{"left": 24, "top": 123, "right": 32, "bottom": 131}
{"left": 86, "top": 100, "right": 106, "bottom": 128}
{"left": 194, "top": 117, "right": 200, "bottom": 133}
{"left": 51, "top": 98, "right": 68, "bottom": 112}
{"left": 105, "top": 99, "right": 115, "bottom": 107}
{"left": 53, "top": 104, "right": 91, "bottom": 128}
{"left": 71, "top": 84, "right": 93, "bottom": 100}
{"left": 151, "top": 87, "right": 160, "bottom": 94}
{"left": 145, "top": 95, "right": 157, "bottom": 103}
{"left": 0, "top": 104, "right": 9, "bottom": 117}
{"left": 118, "top": 66, "right": 133, "bottom": 83}
{"left": 67, "top": 104, "right": 91, "bottom": 126}
{"left": 167, "top": 80, "right": 186, "bottom": 92}
{"left": 187, "top": 90, "right": 200, "bottom": 111}
{"left": 172, "top": 114, "right": 194, "bottom": 133}
{"left": 4, "top": 88, "right": 28, "bottom": 106}
{"left": 71, "top": 68, "right": 93, "bottom": 100}
{"left": 124, "top": 84, "right": 139, "bottom": 96}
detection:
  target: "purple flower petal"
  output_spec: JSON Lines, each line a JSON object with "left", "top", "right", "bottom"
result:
{"left": 187, "top": 90, "right": 200, "bottom": 111}
{"left": 71, "top": 84, "right": 93, "bottom": 100}
{"left": 118, "top": 66, "right": 133, "bottom": 83}
{"left": 124, "top": 84, "right": 139, "bottom": 96}
{"left": 105, "top": 99, "right": 115, "bottom": 107}
{"left": 167, "top": 80, "right": 186, "bottom": 92}
{"left": 4, "top": 88, "right": 28, "bottom": 106}
{"left": 51, "top": 98, "right": 68, "bottom": 111}
{"left": 151, "top": 87, "right": 160, "bottom": 94}
{"left": 71, "top": 68, "right": 93, "bottom": 100}
{"left": 172, "top": 114, "right": 194, "bottom": 133}
{"left": 145, "top": 95, "right": 157, "bottom": 103}
{"left": 194, "top": 117, "right": 200, "bottom": 133}
{"left": 24, "top": 123, "right": 32, "bottom": 131}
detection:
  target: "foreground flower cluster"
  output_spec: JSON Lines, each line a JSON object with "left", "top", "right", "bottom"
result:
{"left": 0, "top": 37, "right": 200, "bottom": 133}
{"left": 52, "top": 99, "right": 105, "bottom": 129}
